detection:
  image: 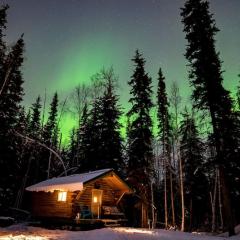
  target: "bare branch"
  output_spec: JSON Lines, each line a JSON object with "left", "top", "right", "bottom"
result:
{"left": 14, "top": 130, "right": 67, "bottom": 176}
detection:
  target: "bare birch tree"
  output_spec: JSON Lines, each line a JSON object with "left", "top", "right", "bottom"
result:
{"left": 170, "top": 82, "right": 184, "bottom": 231}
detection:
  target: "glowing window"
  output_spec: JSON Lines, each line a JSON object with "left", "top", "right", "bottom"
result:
{"left": 58, "top": 191, "right": 67, "bottom": 201}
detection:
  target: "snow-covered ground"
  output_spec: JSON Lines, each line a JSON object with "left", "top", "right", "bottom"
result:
{"left": 0, "top": 224, "right": 240, "bottom": 240}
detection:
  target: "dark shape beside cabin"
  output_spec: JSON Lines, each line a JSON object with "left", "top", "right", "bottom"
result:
{"left": 26, "top": 169, "right": 148, "bottom": 227}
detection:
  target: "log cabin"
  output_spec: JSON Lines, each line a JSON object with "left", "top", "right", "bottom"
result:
{"left": 26, "top": 168, "right": 148, "bottom": 227}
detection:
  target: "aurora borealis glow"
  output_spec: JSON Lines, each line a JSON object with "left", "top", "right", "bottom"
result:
{"left": 3, "top": 0, "right": 240, "bottom": 143}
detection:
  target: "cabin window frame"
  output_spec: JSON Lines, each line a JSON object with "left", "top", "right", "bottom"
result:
{"left": 58, "top": 191, "right": 67, "bottom": 202}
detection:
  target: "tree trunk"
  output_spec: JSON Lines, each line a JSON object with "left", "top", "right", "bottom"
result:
{"left": 14, "top": 155, "right": 32, "bottom": 208}
{"left": 189, "top": 198, "right": 193, "bottom": 231}
{"left": 217, "top": 168, "right": 224, "bottom": 230}
{"left": 170, "top": 170, "right": 175, "bottom": 226}
{"left": 151, "top": 181, "right": 155, "bottom": 229}
{"left": 219, "top": 166, "right": 235, "bottom": 236}
{"left": 211, "top": 169, "right": 218, "bottom": 232}
{"left": 164, "top": 158, "right": 168, "bottom": 229}
{"left": 209, "top": 108, "right": 235, "bottom": 236}
{"left": 0, "top": 64, "right": 12, "bottom": 96}
{"left": 47, "top": 151, "right": 52, "bottom": 179}
{"left": 179, "top": 154, "right": 185, "bottom": 231}
{"left": 41, "top": 88, "right": 47, "bottom": 132}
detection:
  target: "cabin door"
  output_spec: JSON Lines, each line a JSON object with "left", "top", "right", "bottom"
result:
{"left": 91, "top": 189, "right": 103, "bottom": 219}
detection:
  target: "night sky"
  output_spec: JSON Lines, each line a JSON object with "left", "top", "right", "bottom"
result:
{"left": 3, "top": 0, "right": 240, "bottom": 142}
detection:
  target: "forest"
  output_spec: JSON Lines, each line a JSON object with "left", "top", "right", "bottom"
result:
{"left": 0, "top": 0, "right": 239, "bottom": 237}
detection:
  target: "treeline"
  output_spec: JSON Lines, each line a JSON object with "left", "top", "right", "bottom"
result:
{"left": 0, "top": 0, "right": 240, "bottom": 235}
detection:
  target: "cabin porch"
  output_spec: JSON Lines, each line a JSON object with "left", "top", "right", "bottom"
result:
{"left": 33, "top": 216, "right": 126, "bottom": 230}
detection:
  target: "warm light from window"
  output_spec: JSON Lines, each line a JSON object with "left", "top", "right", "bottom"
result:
{"left": 58, "top": 191, "right": 67, "bottom": 201}
{"left": 93, "top": 196, "right": 98, "bottom": 203}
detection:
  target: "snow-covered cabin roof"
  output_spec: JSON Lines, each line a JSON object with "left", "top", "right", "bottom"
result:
{"left": 26, "top": 168, "right": 113, "bottom": 192}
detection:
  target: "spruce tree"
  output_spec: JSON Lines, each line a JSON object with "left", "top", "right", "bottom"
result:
{"left": 157, "top": 68, "right": 171, "bottom": 155}
{"left": 77, "top": 69, "right": 124, "bottom": 173}
{"left": 127, "top": 50, "right": 153, "bottom": 199}
{"left": 81, "top": 96, "right": 102, "bottom": 171}
{"left": 38, "top": 92, "right": 59, "bottom": 180}
{"left": 179, "top": 109, "right": 209, "bottom": 230}
{"left": 97, "top": 69, "right": 124, "bottom": 172}
{"left": 75, "top": 103, "right": 89, "bottom": 170}
{"left": 237, "top": 79, "right": 240, "bottom": 109}
{"left": 14, "top": 107, "right": 33, "bottom": 208}
{"left": 76, "top": 71, "right": 106, "bottom": 172}
{"left": 232, "top": 82, "right": 240, "bottom": 221}
{"left": 15, "top": 107, "right": 28, "bottom": 135}
{"left": 67, "top": 128, "right": 78, "bottom": 168}
{"left": 21, "top": 96, "right": 43, "bottom": 186}
{"left": 0, "top": 37, "right": 25, "bottom": 133}
{"left": 29, "top": 95, "right": 41, "bottom": 139}
{"left": 236, "top": 80, "right": 240, "bottom": 147}
{"left": 0, "top": 7, "right": 25, "bottom": 206}
{"left": 181, "top": 0, "right": 239, "bottom": 235}
{"left": 0, "top": 36, "right": 25, "bottom": 196}
{"left": 42, "top": 92, "right": 59, "bottom": 146}
{"left": 156, "top": 68, "right": 175, "bottom": 227}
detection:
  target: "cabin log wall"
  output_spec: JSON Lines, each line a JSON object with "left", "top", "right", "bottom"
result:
{"left": 31, "top": 191, "right": 77, "bottom": 218}
{"left": 75, "top": 178, "right": 124, "bottom": 208}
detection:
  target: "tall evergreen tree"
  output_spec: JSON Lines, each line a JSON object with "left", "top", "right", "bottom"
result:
{"left": 37, "top": 92, "right": 59, "bottom": 180}
{"left": 66, "top": 128, "right": 78, "bottom": 168}
{"left": 81, "top": 96, "right": 102, "bottom": 171}
{"left": 237, "top": 79, "right": 240, "bottom": 109}
{"left": 156, "top": 68, "right": 175, "bottom": 228}
{"left": 127, "top": 50, "right": 153, "bottom": 199}
{"left": 0, "top": 36, "right": 25, "bottom": 197}
{"left": 181, "top": 0, "right": 239, "bottom": 235}
{"left": 179, "top": 109, "right": 209, "bottom": 231}
{"left": 74, "top": 103, "right": 89, "bottom": 170}
{"left": 14, "top": 106, "right": 33, "bottom": 208}
{"left": 77, "top": 69, "right": 124, "bottom": 173}
{"left": 21, "top": 96, "right": 43, "bottom": 187}
{"left": 15, "top": 107, "right": 28, "bottom": 135}
{"left": 0, "top": 37, "right": 25, "bottom": 134}
{"left": 42, "top": 92, "right": 59, "bottom": 146}
{"left": 76, "top": 71, "right": 107, "bottom": 172}
{"left": 235, "top": 80, "right": 240, "bottom": 147}
{"left": 0, "top": 5, "right": 25, "bottom": 206}
{"left": 157, "top": 68, "right": 172, "bottom": 156}
{"left": 29, "top": 95, "right": 41, "bottom": 139}
{"left": 97, "top": 69, "right": 124, "bottom": 172}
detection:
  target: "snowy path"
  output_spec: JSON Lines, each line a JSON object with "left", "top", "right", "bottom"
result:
{"left": 0, "top": 225, "right": 240, "bottom": 240}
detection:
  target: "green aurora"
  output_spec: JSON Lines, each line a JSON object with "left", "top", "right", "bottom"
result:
{"left": 3, "top": 0, "right": 240, "bottom": 144}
